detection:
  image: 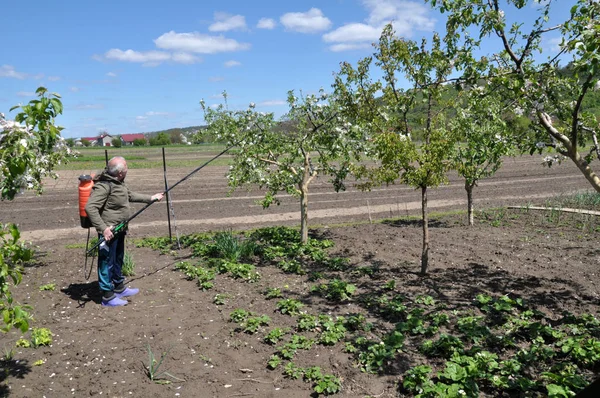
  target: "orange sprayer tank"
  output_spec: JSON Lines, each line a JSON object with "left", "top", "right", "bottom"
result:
{"left": 78, "top": 175, "right": 94, "bottom": 228}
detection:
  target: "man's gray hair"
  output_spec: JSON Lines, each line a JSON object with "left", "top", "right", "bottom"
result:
{"left": 107, "top": 156, "right": 126, "bottom": 176}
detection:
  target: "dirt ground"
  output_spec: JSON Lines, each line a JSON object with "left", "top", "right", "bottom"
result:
{"left": 1, "top": 154, "right": 599, "bottom": 397}
{"left": 1, "top": 207, "right": 599, "bottom": 398}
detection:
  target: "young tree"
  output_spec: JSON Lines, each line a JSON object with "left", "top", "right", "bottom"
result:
{"left": 427, "top": 0, "right": 600, "bottom": 191}
{"left": 450, "top": 88, "right": 514, "bottom": 226}
{"left": 335, "top": 25, "right": 456, "bottom": 275}
{"left": 199, "top": 90, "right": 365, "bottom": 244}
{"left": 0, "top": 87, "right": 70, "bottom": 332}
{"left": 111, "top": 136, "right": 122, "bottom": 148}
{"left": 149, "top": 132, "right": 171, "bottom": 146}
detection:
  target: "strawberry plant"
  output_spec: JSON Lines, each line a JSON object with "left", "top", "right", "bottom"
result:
{"left": 276, "top": 299, "right": 304, "bottom": 316}
{"left": 312, "top": 279, "right": 356, "bottom": 302}
{"left": 264, "top": 328, "right": 287, "bottom": 345}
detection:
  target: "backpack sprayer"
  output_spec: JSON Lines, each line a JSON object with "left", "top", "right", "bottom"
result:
{"left": 83, "top": 145, "right": 234, "bottom": 257}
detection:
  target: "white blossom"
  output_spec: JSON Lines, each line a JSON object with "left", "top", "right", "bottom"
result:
{"left": 19, "top": 138, "right": 28, "bottom": 148}
{"left": 536, "top": 142, "right": 545, "bottom": 149}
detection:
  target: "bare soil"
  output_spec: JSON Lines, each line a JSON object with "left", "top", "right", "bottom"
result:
{"left": 0, "top": 154, "right": 599, "bottom": 397}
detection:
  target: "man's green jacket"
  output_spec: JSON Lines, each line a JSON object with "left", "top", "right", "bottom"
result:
{"left": 85, "top": 170, "right": 154, "bottom": 234}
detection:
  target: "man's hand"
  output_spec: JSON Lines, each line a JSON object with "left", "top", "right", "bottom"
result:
{"left": 103, "top": 227, "right": 114, "bottom": 242}
{"left": 151, "top": 193, "right": 164, "bottom": 202}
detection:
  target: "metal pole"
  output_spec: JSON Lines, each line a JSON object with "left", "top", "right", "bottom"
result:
{"left": 105, "top": 149, "right": 109, "bottom": 166}
{"left": 162, "top": 147, "right": 173, "bottom": 241}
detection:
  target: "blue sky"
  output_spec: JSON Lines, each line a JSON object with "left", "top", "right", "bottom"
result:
{"left": 1, "top": 0, "right": 575, "bottom": 139}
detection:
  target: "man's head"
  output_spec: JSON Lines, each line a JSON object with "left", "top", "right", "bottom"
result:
{"left": 107, "top": 156, "right": 128, "bottom": 181}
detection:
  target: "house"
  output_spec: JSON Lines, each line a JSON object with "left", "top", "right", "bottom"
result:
{"left": 98, "top": 133, "right": 113, "bottom": 146}
{"left": 120, "top": 133, "right": 146, "bottom": 145}
{"left": 80, "top": 134, "right": 113, "bottom": 146}
{"left": 81, "top": 136, "right": 99, "bottom": 146}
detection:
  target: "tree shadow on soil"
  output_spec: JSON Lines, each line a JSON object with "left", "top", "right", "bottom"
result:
{"left": 350, "top": 261, "right": 598, "bottom": 322}
{"left": 382, "top": 218, "right": 451, "bottom": 229}
{"left": 0, "top": 359, "right": 31, "bottom": 397}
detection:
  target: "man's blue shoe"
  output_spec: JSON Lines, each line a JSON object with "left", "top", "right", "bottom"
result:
{"left": 115, "top": 287, "right": 139, "bottom": 298}
{"left": 101, "top": 296, "right": 128, "bottom": 307}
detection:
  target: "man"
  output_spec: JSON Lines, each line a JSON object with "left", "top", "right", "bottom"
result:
{"left": 85, "top": 156, "right": 164, "bottom": 307}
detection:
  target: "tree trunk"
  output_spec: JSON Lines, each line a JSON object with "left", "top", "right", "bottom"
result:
{"left": 420, "top": 186, "right": 429, "bottom": 276}
{"left": 538, "top": 111, "right": 600, "bottom": 192}
{"left": 466, "top": 181, "right": 475, "bottom": 226}
{"left": 299, "top": 183, "right": 309, "bottom": 245}
{"left": 569, "top": 151, "right": 600, "bottom": 193}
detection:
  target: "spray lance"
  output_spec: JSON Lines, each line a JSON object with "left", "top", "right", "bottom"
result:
{"left": 86, "top": 144, "right": 234, "bottom": 256}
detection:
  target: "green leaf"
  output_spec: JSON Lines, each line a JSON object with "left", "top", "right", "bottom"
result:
{"left": 546, "top": 384, "right": 569, "bottom": 398}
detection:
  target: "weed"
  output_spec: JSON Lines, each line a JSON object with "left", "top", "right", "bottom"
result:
{"left": 38, "top": 283, "right": 56, "bottom": 291}
{"left": 122, "top": 251, "right": 135, "bottom": 276}
{"left": 143, "top": 344, "right": 184, "bottom": 383}
{"left": 212, "top": 230, "right": 258, "bottom": 262}
{"left": 3, "top": 345, "right": 14, "bottom": 360}
{"left": 30, "top": 328, "right": 52, "bottom": 347}
{"left": 15, "top": 339, "right": 30, "bottom": 348}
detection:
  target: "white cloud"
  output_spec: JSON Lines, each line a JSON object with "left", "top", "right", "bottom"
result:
{"left": 323, "top": 23, "right": 382, "bottom": 43}
{"left": 280, "top": 8, "right": 332, "bottom": 33}
{"left": 100, "top": 48, "right": 201, "bottom": 66}
{"left": 1, "top": 65, "right": 27, "bottom": 79}
{"left": 154, "top": 31, "right": 251, "bottom": 53}
{"left": 136, "top": 116, "right": 147, "bottom": 120}
{"left": 172, "top": 52, "right": 202, "bottom": 64}
{"left": 75, "top": 103, "right": 105, "bottom": 110}
{"left": 258, "top": 100, "right": 286, "bottom": 106}
{"left": 257, "top": 18, "right": 276, "bottom": 29}
{"left": 16, "top": 91, "right": 36, "bottom": 97}
{"left": 209, "top": 76, "right": 224, "bottom": 82}
{"left": 106, "top": 72, "right": 117, "bottom": 77}
{"left": 545, "top": 37, "right": 563, "bottom": 52}
{"left": 145, "top": 111, "right": 171, "bottom": 116}
{"left": 104, "top": 49, "right": 172, "bottom": 65}
{"left": 70, "top": 87, "right": 80, "bottom": 92}
{"left": 323, "top": 0, "right": 436, "bottom": 52}
{"left": 47, "top": 76, "right": 61, "bottom": 81}
{"left": 363, "top": 0, "right": 435, "bottom": 31}
{"left": 224, "top": 60, "right": 241, "bottom": 67}
{"left": 329, "top": 43, "right": 373, "bottom": 52}
{"left": 209, "top": 12, "right": 247, "bottom": 32}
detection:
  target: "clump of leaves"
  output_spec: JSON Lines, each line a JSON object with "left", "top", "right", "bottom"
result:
{"left": 276, "top": 299, "right": 304, "bottom": 316}
{"left": 264, "top": 328, "right": 287, "bottom": 345}
{"left": 213, "top": 293, "right": 230, "bottom": 305}
{"left": 312, "top": 279, "right": 356, "bottom": 302}
{"left": 30, "top": 328, "right": 53, "bottom": 347}
{"left": 264, "top": 287, "right": 283, "bottom": 299}
{"left": 174, "top": 261, "right": 215, "bottom": 290}
{"left": 39, "top": 283, "right": 56, "bottom": 291}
